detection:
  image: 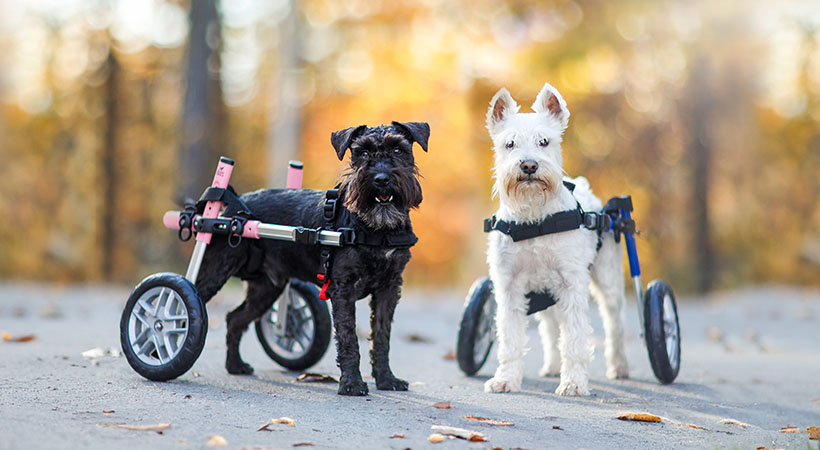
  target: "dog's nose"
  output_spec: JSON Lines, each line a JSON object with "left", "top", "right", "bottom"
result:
{"left": 520, "top": 160, "right": 538, "bottom": 175}
{"left": 374, "top": 173, "right": 390, "bottom": 187}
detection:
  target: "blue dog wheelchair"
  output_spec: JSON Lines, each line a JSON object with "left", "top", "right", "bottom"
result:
{"left": 456, "top": 192, "right": 681, "bottom": 384}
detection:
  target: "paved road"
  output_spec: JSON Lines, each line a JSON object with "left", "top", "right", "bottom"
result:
{"left": 1, "top": 282, "right": 819, "bottom": 450}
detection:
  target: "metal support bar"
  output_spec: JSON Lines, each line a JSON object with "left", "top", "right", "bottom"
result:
{"left": 185, "top": 240, "right": 208, "bottom": 282}
{"left": 256, "top": 223, "right": 345, "bottom": 247}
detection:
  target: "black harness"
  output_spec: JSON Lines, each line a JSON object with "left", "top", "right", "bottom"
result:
{"left": 482, "top": 181, "right": 636, "bottom": 315}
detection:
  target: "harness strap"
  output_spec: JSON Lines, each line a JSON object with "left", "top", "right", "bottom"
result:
{"left": 196, "top": 185, "right": 253, "bottom": 217}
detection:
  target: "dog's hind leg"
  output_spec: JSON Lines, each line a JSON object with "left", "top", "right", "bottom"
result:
{"left": 484, "top": 280, "right": 529, "bottom": 393}
{"left": 535, "top": 308, "right": 561, "bottom": 377}
{"left": 225, "top": 277, "right": 283, "bottom": 375}
{"left": 590, "top": 238, "right": 629, "bottom": 379}
{"left": 195, "top": 239, "right": 244, "bottom": 303}
{"left": 369, "top": 284, "right": 408, "bottom": 391}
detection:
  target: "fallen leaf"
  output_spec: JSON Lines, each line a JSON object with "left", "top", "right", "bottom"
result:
{"left": 258, "top": 417, "right": 295, "bottom": 431}
{"left": 102, "top": 410, "right": 115, "bottom": 414}
{"left": 464, "top": 416, "right": 514, "bottom": 426}
{"left": 433, "top": 401, "right": 452, "bottom": 409}
{"left": 99, "top": 423, "right": 170, "bottom": 434}
{"left": 293, "top": 444, "right": 314, "bottom": 447}
{"left": 296, "top": 373, "right": 338, "bottom": 383}
{"left": 756, "top": 447, "right": 785, "bottom": 450}
{"left": 442, "top": 350, "right": 457, "bottom": 360}
{"left": 552, "top": 425, "right": 563, "bottom": 430}
{"left": 707, "top": 327, "right": 723, "bottom": 342}
{"left": 617, "top": 413, "right": 661, "bottom": 423}
{"left": 428, "top": 433, "right": 445, "bottom": 443}
{"left": 184, "top": 395, "right": 192, "bottom": 400}
{"left": 812, "top": 398, "right": 820, "bottom": 403}
{"left": 405, "top": 333, "right": 433, "bottom": 343}
{"left": 390, "top": 434, "right": 404, "bottom": 439}
{"left": 717, "top": 418, "right": 749, "bottom": 428}
{"left": 779, "top": 426, "right": 801, "bottom": 433}
{"left": 1, "top": 332, "right": 36, "bottom": 343}
{"left": 431, "top": 425, "right": 485, "bottom": 441}
{"left": 688, "top": 424, "right": 706, "bottom": 430}
{"left": 807, "top": 426, "right": 820, "bottom": 440}
{"left": 206, "top": 435, "right": 228, "bottom": 447}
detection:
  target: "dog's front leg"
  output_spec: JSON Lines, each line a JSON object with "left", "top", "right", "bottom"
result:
{"left": 369, "top": 285, "right": 408, "bottom": 391}
{"left": 330, "top": 296, "right": 368, "bottom": 396}
{"left": 484, "top": 281, "right": 528, "bottom": 393}
{"left": 554, "top": 273, "right": 593, "bottom": 396}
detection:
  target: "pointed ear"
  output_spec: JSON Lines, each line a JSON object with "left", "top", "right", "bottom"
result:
{"left": 486, "top": 87, "right": 520, "bottom": 134}
{"left": 391, "top": 121, "right": 430, "bottom": 152}
{"left": 532, "top": 82, "right": 570, "bottom": 130}
{"left": 330, "top": 125, "right": 367, "bottom": 160}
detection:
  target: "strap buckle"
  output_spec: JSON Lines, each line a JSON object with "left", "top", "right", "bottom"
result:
{"left": 337, "top": 227, "right": 356, "bottom": 246}
{"left": 323, "top": 189, "right": 339, "bottom": 222}
{"left": 294, "top": 227, "right": 319, "bottom": 245}
{"left": 583, "top": 212, "right": 611, "bottom": 231}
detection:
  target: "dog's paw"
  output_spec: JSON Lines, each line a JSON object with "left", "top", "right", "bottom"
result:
{"left": 376, "top": 376, "right": 409, "bottom": 391}
{"left": 226, "top": 360, "right": 254, "bottom": 375}
{"left": 538, "top": 364, "right": 561, "bottom": 378}
{"left": 484, "top": 376, "right": 521, "bottom": 393}
{"left": 555, "top": 380, "right": 589, "bottom": 396}
{"left": 338, "top": 379, "right": 369, "bottom": 396}
{"left": 606, "top": 366, "right": 629, "bottom": 380}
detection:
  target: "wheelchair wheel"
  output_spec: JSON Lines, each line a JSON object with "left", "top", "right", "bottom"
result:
{"left": 643, "top": 280, "right": 681, "bottom": 384}
{"left": 255, "top": 279, "right": 332, "bottom": 371}
{"left": 120, "top": 272, "right": 208, "bottom": 381}
{"left": 456, "top": 277, "right": 496, "bottom": 376}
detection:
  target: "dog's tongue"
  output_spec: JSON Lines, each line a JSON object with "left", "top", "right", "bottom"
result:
{"left": 377, "top": 193, "right": 391, "bottom": 203}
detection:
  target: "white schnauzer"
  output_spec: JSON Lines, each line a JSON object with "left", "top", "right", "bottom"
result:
{"left": 483, "top": 82, "right": 628, "bottom": 396}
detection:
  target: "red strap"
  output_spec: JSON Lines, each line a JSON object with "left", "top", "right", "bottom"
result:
{"left": 319, "top": 277, "right": 330, "bottom": 300}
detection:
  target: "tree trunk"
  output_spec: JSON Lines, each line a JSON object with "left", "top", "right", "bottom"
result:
{"left": 179, "top": 0, "right": 223, "bottom": 200}
{"left": 100, "top": 50, "right": 120, "bottom": 280}
{"left": 267, "top": 0, "right": 303, "bottom": 187}
{"left": 688, "top": 59, "right": 714, "bottom": 293}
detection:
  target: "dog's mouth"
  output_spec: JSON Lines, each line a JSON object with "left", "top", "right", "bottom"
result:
{"left": 375, "top": 193, "right": 394, "bottom": 204}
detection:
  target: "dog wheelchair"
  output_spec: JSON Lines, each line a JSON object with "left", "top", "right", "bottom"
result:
{"left": 120, "top": 157, "right": 334, "bottom": 381}
{"left": 456, "top": 191, "right": 681, "bottom": 384}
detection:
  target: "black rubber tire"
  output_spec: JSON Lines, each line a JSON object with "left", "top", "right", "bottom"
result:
{"left": 120, "top": 272, "right": 208, "bottom": 381}
{"left": 456, "top": 277, "right": 496, "bottom": 376}
{"left": 254, "top": 279, "right": 332, "bottom": 371}
{"left": 643, "top": 280, "right": 681, "bottom": 384}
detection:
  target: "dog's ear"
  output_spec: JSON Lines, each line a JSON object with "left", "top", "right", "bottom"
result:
{"left": 391, "top": 121, "right": 430, "bottom": 152}
{"left": 532, "top": 82, "right": 570, "bottom": 131}
{"left": 331, "top": 125, "right": 367, "bottom": 160}
{"left": 486, "top": 87, "right": 520, "bottom": 134}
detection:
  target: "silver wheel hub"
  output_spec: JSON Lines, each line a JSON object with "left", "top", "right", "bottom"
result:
{"left": 127, "top": 287, "right": 189, "bottom": 366}
{"left": 260, "top": 287, "right": 315, "bottom": 360}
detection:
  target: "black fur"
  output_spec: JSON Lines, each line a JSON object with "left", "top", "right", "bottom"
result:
{"left": 195, "top": 122, "right": 429, "bottom": 396}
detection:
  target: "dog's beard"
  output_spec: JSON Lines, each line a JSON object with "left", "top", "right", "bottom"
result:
{"left": 493, "top": 163, "right": 563, "bottom": 212}
{"left": 339, "top": 166, "right": 422, "bottom": 230}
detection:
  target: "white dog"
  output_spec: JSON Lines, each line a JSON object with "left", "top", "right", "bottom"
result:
{"left": 483, "top": 83, "right": 628, "bottom": 396}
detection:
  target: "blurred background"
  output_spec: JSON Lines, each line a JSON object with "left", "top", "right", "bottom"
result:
{"left": 0, "top": 0, "right": 817, "bottom": 294}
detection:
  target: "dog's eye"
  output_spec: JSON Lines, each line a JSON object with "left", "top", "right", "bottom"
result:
{"left": 539, "top": 138, "right": 549, "bottom": 147}
{"left": 393, "top": 147, "right": 400, "bottom": 154}
{"left": 505, "top": 141, "right": 514, "bottom": 149}
{"left": 361, "top": 151, "right": 369, "bottom": 157}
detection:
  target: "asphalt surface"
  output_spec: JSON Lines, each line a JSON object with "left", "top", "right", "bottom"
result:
{"left": 1, "top": 282, "right": 819, "bottom": 450}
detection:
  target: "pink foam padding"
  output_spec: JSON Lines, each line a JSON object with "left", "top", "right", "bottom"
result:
{"left": 286, "top": 166, "right": 303, "bottom": 189}
{"left": 243, "top": 220, "right": 261, "bottom": 239}
{"left": 163, "top": 211, "right": 181, "bottom": 230}
{"left": 197, "top": 159, "right": 235, "bottom": 243}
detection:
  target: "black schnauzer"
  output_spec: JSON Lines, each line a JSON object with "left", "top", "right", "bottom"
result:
{"left": 194, "top": 121, "right": 429, "bottom": 396}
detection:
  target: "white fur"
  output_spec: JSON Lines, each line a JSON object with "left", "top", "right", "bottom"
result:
{"left": 483, "top": 83, "right": 628, "bottom": 396}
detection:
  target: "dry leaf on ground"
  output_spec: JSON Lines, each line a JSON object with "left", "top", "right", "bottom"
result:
{"left": 812, "top": 398, "right": 820, "bottom": 403}
{"left": 390, "top": 434, "right": 404, "bottom": 439}
{"left": 428, "top": 433, "right": 445, "bottom": 443}
{"left": 442, "top": 351, "right": 456, "bottom": 360}
{"left": 431, "top": 425, "right": 486, "bottom": 442}
{"left": 206, "top": 435, "right": 228, "bottom": 447}
{"left": 717, "top": 418, "right": 749, "bottom": 428}
{"left": 293, "top": 443, "right": 314, "bottom": 447}
{"left": 755, "top": 447, "right": 785, "bottom": 450}
{"left": 258, "top": 417, "right": 295, "bottom": 430}
{"left": 464, "top": 416, "right": 514, "bottom": 426}
{"left": 433, "top": 401, "right": 452, "bottom": 409}
{"left": 102, "top": 410, "right": 115, "bottom": 414}
{"left": 405, "top": 333, "right": 433, "bottom": 343}
{"left": 617, "top": 413, "right": 661, "bottom": 423}
{"left": 99, "top": 423, "right": 170, "bottom": 434}
{"left": 553, "top": 425, "right": 563, "bottom": 430}
{"left": 779, "top": 426, "right": 801, "bottom": 433}
{"left": 295, "top": 373, "right": 338, "bottom": 383}
{"left": 688, "top": 424, "right": 706, "bottom": 430}
{"left": 807, "top": 426, "right": 820, "bottom": 440}
{"left": 1, "top": 332, "right": 36, "bottom": 343}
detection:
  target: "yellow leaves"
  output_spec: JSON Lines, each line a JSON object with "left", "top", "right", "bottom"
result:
{"left": 717, "top": 418, "right": 749, "bottom": 428}
{"left": 464, "top": 416, "right": 514, "bottom": 426}
{"left": 98, "top": 423, "right": 170, "bottom": 434}
{"left": 427, "top": 433, "right": 445, "bottom": 443}
{"left": 1, "top": 332, "right": 36, "bottom": 343}
{"left": 258, "top": 417, "right": 295, "bottom": 431}
{"left": 617, "top": 413, "right": 662, "bottom": 423}
{"left": 205, "top": 435, "right": 228, "bottom": 447}
{"left": 432, "top": 401, "right": 452, "bottom": 409}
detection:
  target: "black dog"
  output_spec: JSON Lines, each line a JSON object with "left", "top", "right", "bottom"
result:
{"left": 194, "top": 121, "right": 429, "bottom": 396}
